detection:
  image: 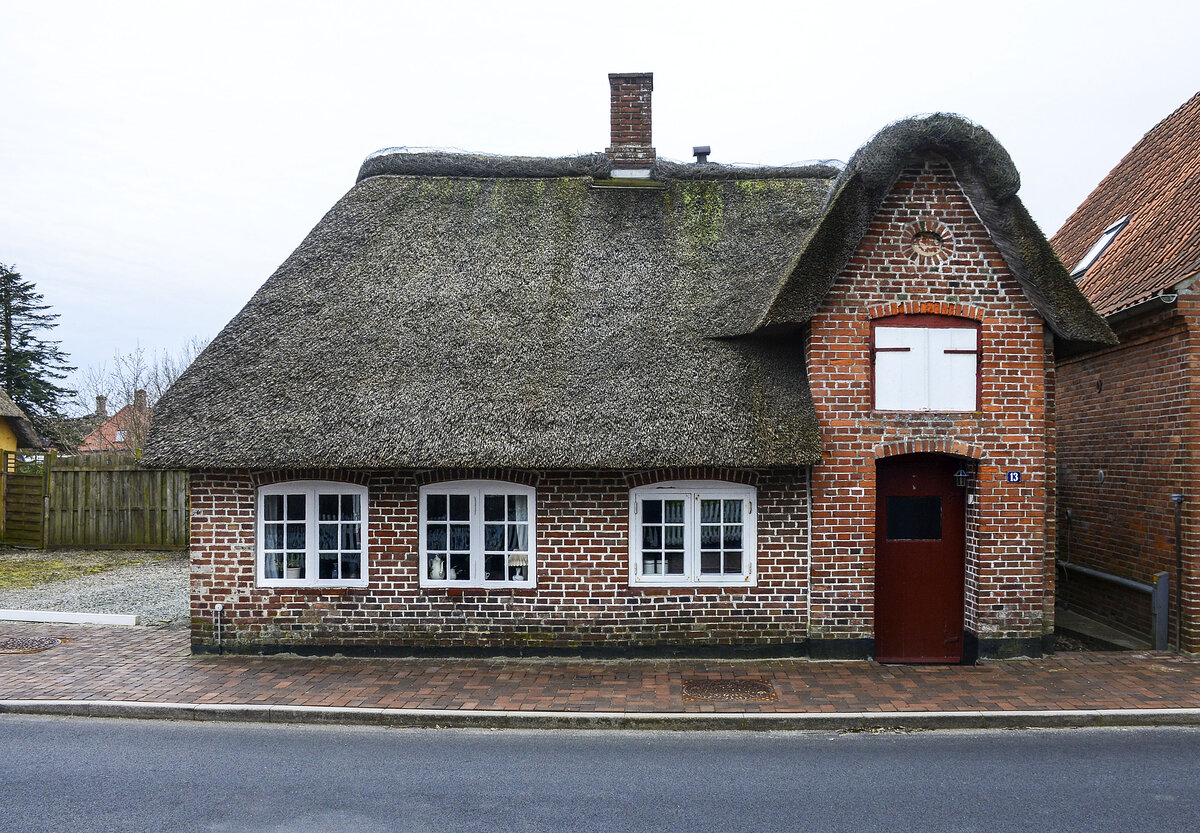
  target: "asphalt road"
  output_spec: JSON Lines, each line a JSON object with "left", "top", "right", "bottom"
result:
{"left": 2, "top": 717, "right": 1198, "bottom": 832}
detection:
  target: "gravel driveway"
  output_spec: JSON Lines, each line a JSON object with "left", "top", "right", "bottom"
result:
{"left": 0, "top": 551, "right": 189, "bottom": 627}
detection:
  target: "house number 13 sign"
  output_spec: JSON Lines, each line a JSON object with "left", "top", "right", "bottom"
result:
{"left": 1005, "top": 471, "right": 1022, "bottom": 483}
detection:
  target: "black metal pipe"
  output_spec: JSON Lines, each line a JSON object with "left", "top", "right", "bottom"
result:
{"left": 1171, "top": 495, "right": 1184, "bottom": 652}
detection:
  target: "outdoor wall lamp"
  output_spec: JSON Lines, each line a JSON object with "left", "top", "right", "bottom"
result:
{"left": 954, "top": 468, "right": 970, "bottom": 488}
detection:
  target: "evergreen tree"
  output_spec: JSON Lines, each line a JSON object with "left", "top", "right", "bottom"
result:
{"left": 0, "top": 263, "right": 75, "bottom": 418}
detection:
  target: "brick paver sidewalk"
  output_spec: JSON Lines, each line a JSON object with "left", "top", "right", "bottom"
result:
{"left": 3, "top": 622, "right": 1199, "bottom": 717}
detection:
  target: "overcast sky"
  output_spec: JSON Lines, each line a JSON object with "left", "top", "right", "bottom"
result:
{"left": 1, "top": 0, "right": 1197, "bottom": 409}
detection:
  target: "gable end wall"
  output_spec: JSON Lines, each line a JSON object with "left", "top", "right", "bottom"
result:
{"left": 806, "top": 157, "right": 1055, "bottom": 655}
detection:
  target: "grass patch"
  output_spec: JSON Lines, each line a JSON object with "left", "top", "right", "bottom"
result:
{"left": 0, "top": 550, "right": 180, "bottom": 591}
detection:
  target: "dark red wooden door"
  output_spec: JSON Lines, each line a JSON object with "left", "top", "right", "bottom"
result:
{"left": 875, "top": 454, "right": 965, "bottom": 664}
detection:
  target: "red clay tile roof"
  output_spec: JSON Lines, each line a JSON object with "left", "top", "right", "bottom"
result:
{"left": 1051, "top": 91, "right": 1200, "bottom": 316}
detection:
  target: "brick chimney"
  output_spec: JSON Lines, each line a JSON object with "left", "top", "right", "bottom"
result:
{"left": 606, "top": 72, "right": 656, "bottom": 178}
{"left": 134, "top": 389, "right": 147, "bottom": 410}
{"left": 95, "top": 395, "right": 107, "bottom": 418}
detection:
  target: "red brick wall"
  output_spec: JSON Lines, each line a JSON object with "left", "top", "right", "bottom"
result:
{"left": 1057, "top": 300, "right": 1199, "bottom": 651}
{"left": 190, "top": 468, "right": 809, "bottom": 650}
{"left": 806, "top": 157, "right": 1055, "bottom": 649}
{"left": 606, "top": 72, "right": 655, "bottom": 169}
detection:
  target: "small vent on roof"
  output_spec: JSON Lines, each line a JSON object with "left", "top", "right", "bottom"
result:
{"left": 1071, "top": 215, "right": 1131, "bottom": 279}
{"left": 693, "top": 146, "right": 711, "bottom": 164}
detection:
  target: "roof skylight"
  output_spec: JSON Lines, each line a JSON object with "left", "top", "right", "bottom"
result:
{"left": 1071, "top": 215, "right": 1130, "bottom": 278}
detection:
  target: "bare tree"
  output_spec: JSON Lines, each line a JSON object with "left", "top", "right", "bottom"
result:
{"left": 59, "top": 337, "right": 208, "bottom": 454}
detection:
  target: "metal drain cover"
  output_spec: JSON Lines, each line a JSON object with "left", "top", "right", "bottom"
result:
{"left": 682, "top": 678, "right": 777, "bottom": 702}
{"left": 0, "top": 636, "right": 63, "bottom": 654}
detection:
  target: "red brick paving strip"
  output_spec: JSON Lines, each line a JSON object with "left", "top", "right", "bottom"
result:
{"left": 2, "top": 623, "right": 1200, "bottom": 714}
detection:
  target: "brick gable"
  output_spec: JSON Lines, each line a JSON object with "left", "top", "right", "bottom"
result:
{"left": 806, "top": 157, "right": 1055, "bottom": 654}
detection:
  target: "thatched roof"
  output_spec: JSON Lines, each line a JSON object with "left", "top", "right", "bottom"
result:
{"left": 145, "top": 116, "right": 1113, "bottom": 470}
{"left": 147, "top": 173, "right": 829, "bottom": 470}
{"left": 0, "top": 390, "right": 43, "bottom": 449}
{"left": 741, "top": 114, "right": 1116, "bottom": 346}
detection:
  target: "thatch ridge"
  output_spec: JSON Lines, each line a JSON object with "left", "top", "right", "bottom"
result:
{"left": 743, "top": 114, "right": 1116, "bottom": 345}
{"left": 358, "top": 149, "right": 842, "bottom": 184}
{"left": 357, "top": 150, "right": 613, "bottom": 181}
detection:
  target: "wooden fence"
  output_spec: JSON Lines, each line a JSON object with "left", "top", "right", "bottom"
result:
{"left": 45, "top": 453, "right": 189, "bottom": 550}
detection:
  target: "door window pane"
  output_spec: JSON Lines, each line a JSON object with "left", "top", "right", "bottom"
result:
{"left": 886, "top": 496, "right": 942, "bottom": 540}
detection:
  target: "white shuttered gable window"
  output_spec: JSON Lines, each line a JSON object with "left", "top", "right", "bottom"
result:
{"left": 874, "top": 321, "right": 978, "bottom": 411}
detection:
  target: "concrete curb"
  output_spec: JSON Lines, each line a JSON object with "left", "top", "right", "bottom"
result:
{"left": 0, "top": 610, "right": 139, "bottom": 626}
{"left": 5, "top": 699, "right": 1200, "bottom": 731}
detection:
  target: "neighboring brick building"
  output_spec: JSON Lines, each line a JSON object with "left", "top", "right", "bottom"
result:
{"left": 76, "top": 390, "right": 151, "bottom": 455}
{"left": 146, "top": 73, "right": 1113, "bottom": 660}
{"left": 1053, "top": 91, "right": 1200, "bottom": 654}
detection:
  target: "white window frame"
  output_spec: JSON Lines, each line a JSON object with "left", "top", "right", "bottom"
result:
{"left": 628, "top": 481, "right": 757, "bottom": 587}
{"left": 872, "top": 317, "right": 979, "bottom": 412}
{"left": 1071, "top": 215, "right": 1130, "bottom": 278}
{"left": 418, "top": 480, "right": 537, "bottom": 589}
{"left": 256, "top": 480, "right": 369, "bottom": 589}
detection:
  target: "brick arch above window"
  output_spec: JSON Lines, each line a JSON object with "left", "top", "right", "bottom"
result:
{"left": 624, "top": 468, "right": 760, "bottom": 489}
{"left": 413, "top": 468, "right": 540, "bottom": 488}
{"left": 251, "top": 469, "right": 372, "bottom": 488}
{"left": 867, "top": 301, "right": 985, "bottom": 322}
{"left": 874, "top": 439, "right": 984, "bottom": 461}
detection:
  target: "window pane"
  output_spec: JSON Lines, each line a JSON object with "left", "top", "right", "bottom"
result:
{"left": 643, "top": 500, "right": 662, "bottom": 524}
{"left": 263, "top": 495, "right": 284, "bottom": 521}
{"left": 642, "top": 526, "right": 661, "bottom": 549}
{"left": 700, "top": 525, "right": 720, "bottom": 549}
{"left": 701, "top": 551, "right": 721, "bottom": 573}
{"left": 318, "top": 494, "right": 338, "bottom": 521}
{"left": 508, "top": 494, "right": 528, "bottom": 521}
{"left": 265, "top": 552, "right": 284, "bottom": 579}
{"left": 665, "top": 551, "right": 684, "bottom": 574}
{"left": 426, "top": 524, "right": 447, "bottom": 551}
{"left": 508, "top": 525, "right": 528, "bottom": 551}
{"left": 428, "top": 554, "right": 446, "bottom": 579}
{"left": 724, "top": 551, "right": 742, "bottom": 574}
{"left": 723, "top": 500, "right": 742, "bottom": 523}
{"left": 485, "top": 554, "right": 505, "bottom": 581}
{"left": 485, "top": 523, "right": 504, "bottom": 551}
{"left": 449, "top": 523, "right": 471, "bottom": 551}
{"left": 449, "top": 494, "right": 471, "bottom": 521}
{"left": 319, "top": 552, "right": 338, "bottom": 580}
{"left": 341, "top": 494, "right": 360, "bottom": 521}
{"left": 643, "top": 553, "right": 662, "bottom": 574}
{"left": 286, "top": 494, "right": 305, "bottom": 520}
{"left": 263, "top": 524, "right": 283, "bottom": 550}
{"left": 340, "top": 553, "right": 361, "bottom": 580}
{"left": 427, "top": 494, "right": 447, "bottom": 521}
{"left": 664, "top": 525, "right": 684, "bottom": 549}
{"left": 319, "top": 523, "right": 337, "bottom": 550}
{"left": 723, "top": 526, "right": 742, "bottom": 548}
{"left": 484, "top": 494, "right": 505, "bottom": 521}
{"left": 341, "top": 524, "right": 361, "bottom": 551}
{"left": 286, "top": 552, "right": 304, "bottom": 576}
{"left": 664, "top": 500, "right": 684, "bottom": 524}
{"left": 701, "top": 499, "right": 721, "bottom": 523}
{"left": 286, "top": 523, "right": 305, "bottom": 550}
{"left": 449, "top": 553, "right": 470, "bottom": 581}
{"left": 886, "top": 496, "right": 942, "bottom": 540}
